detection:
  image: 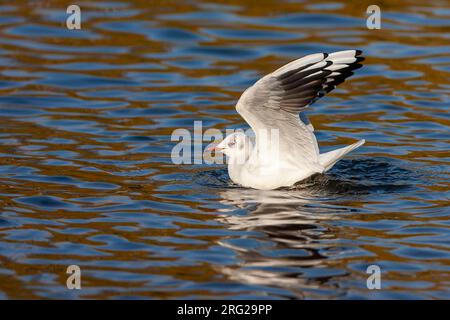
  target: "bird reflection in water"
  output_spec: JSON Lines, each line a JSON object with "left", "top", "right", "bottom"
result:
{"left": 197, "top": 158, "right": 415, "bottom": 298}
{"left": 214, "top": 179, "right": 353, "bottom": 298}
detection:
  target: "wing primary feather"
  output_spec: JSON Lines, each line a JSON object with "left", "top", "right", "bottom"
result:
{"left": 277, "top": 62, "right": 315, "bottom": 81}
{"left": 281, "top": 69, "right": 332, "bottom": 91}
{"left": 279, "top": 66, "right": 325, "bottom": 86}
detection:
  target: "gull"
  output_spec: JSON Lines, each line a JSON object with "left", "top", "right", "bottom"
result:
{"left": 212, "top": 50, "right": 366, "bottom": 190}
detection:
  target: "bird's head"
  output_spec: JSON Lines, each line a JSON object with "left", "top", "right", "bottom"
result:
{"left": 211, "top": 132, "right": 252, "bottom": 163}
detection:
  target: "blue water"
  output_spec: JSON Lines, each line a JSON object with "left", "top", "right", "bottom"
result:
{"left": 0, "top": 1, "right": 449, "bottom": 299}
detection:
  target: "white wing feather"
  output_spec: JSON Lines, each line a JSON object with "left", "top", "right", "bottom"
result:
{"left": 236, "top": 50, "right": 364, "bottom": 172}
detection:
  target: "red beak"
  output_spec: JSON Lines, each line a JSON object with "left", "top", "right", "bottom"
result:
{"left": 206, "top": 146, "right": 223, "bottom": 151}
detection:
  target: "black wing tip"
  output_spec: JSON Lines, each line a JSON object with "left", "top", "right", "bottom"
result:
{"left": 275, "top": 50, "right": 364, "bottom": 113}
{"left": 348, "top": 63, "right": 363, "bottom": 71}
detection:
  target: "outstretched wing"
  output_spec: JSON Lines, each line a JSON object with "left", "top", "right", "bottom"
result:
{"left": 236, "top": 50, "right": 364, "bottom": 170}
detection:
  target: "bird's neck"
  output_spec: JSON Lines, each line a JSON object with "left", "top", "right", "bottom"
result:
{"left": 227, "top": 142, "right": 253, "bottom": 177}
{"left": 235, "top": 140, "right": 254, "bottom": 163}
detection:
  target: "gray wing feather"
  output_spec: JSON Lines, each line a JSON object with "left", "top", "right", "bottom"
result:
{"left": 236, "top": 50, "right": 364, "bottom": 169}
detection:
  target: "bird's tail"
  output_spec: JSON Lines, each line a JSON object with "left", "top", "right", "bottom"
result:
{"left": 319, "top": 139, "right": 365, "bottom": 171}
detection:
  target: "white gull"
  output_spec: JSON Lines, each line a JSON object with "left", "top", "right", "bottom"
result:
{"left": 213, "top": 50, "right": 366, "bottom": 190}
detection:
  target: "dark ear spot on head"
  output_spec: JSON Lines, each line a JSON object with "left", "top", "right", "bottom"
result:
{"left": 227, "top": 135, "right": 236, "bottom": 148}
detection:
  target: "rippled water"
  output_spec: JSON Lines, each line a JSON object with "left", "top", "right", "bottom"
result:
{"left": 0, "top": 1, "right": 449, "bottom": 299}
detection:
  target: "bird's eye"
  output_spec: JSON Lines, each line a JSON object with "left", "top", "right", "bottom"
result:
{"left": 228, "top": 142, "right": 236, "bottom": 147}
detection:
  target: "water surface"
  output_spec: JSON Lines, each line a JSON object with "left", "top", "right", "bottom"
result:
{"left": 0, "top": 0, "right": 449, "bottom": 299}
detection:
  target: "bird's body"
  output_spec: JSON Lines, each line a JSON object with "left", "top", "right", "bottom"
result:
{"left": 214, "top": 50, "right": 366, "bottom": 190}
{"left": 226, "top": 136, "right": 365, "bottom": 190}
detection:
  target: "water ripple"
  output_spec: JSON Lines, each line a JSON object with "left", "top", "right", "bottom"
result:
{"left": 0, "top": 0, "right": 448, "bottom": 300}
